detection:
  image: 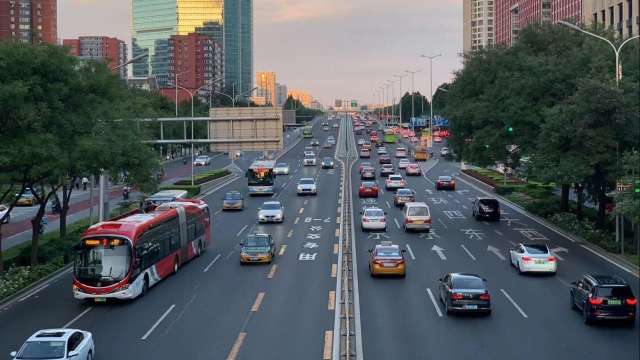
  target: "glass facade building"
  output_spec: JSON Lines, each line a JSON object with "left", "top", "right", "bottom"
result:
{"left": 224, "top": 0, "right": 253, "bottom": 95}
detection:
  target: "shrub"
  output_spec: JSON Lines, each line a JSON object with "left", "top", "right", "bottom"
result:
{"left": 159, "top": 185, "right": 201, "bottom": 197}
{"left": 495, "top": 185, "right": 519, "bottom": 195}
{"left": 548, "top": 213, "right": 616, "bottom": 252}
{"left": 173, "top": 169, "right": 230, "bottom": 186}
{"left": 523, "top": 197, "right": 560, "bottom": 218}
{"left": 0, "top": 260, "right": 65, "bottom": 301}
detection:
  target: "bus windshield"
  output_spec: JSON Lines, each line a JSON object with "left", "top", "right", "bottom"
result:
{"left": 75, "top": 238, "right": 131, "bottom": 285}
{"left": 248, "top": 168, "right": 275, "bottom": 186}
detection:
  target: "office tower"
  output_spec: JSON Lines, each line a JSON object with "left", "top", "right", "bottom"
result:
{"left": 224, "top": 0, "right": 253, "bottom": 95}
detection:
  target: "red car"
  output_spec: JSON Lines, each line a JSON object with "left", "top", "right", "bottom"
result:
{"left": 359, "top": 181, "right": 379, "bottom": 197}
{"left": 436, "top": 176, "right": 456, "bottom": 190}
{"left": 405, "top": 163, "right": 421, "bottom": 176}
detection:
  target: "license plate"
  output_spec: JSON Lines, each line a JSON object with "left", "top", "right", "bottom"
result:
{"left": 250, "top": 257, "right": 260, "bottom": 261}
{"left": 535, "top": 260, "right": 545, "bottom": 264}
{"left": 414, "top": 220, "right": 423, "bottom": 224}
{"left": 608, "top": 299, "right": 622, "bottom": 305}
{"left": 464, "top": 305, "right": 477, "bottom": 310}
{"left": 94, "top": 297, "right": 106, "bottom": 303}
{"left": 383, "top": 263, "right": 395, "bottom": 268}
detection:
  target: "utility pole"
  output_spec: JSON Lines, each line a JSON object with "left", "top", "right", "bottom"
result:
{"left": 394, "top": 74, "right": 407, "bottom": 123}
{"left": 405, "top": 70, "right": 421, "bottom": 122}
{"left": 420, "top": 54, "right": 441, "bottom": 132}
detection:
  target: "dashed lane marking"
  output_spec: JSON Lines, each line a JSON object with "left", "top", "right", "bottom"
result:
{"left": 328, "top": 291, "right": 336, "bottom": 310}
{"left": 294, "top": 217, "right": 300, "bottom": 224}
{"left": 437, "top": 218, "right": 448, "bottom": 229}
{"left": 251, "top": 292, "right": 266, "bottom": 312}
{"left": 494, "top": 229, "right": 503, "bottom": 236}
{"left": 331, "top": 264, "right": 337, "bottom": 278}
{"left": 226, "top": 332, "right": 247, "bottom": 360}
{"left": 63, "top": 307, "right": 92, "bottom": 329}
{"left": 203, "top": 254, "right": 221, "bottom": 272}
{"left": 299, "top": 208, "right": 304, "bottom": 214}
{"left": 405, "top": 244, "right": 416, "bottom": 260}
{"left": 461, "top": 244, "right": 476, "bottom": 261}
{"left": 333, "top": 243, "right": 339, "bottom": 254}
{"left": 267, "top": 265, "right": 278, "bottom": 279}
{"left": 394, "top": 218, "right": 400, "bottom": 229}
{"left": 426, "top": 288, "right": 443, "bottom": 317}
{"left": 279, "top": 245, "right": 287, "bottom": 256}
{"left": 141, "top": 304, "right": 176, "bottom": 340}
{"left": 287, "top": 230, "right": 293, "bottom": 238}
{"left": 236, "top": 225, "right": 248, "bottom": 237}
{"left": 335, "top": 228, "right": 340, "bottom": 237}
{"left": 323, "top": 330, "right": 333, "bottom": 360}
{"left": 500, "top": 289, "right": 528, "bottom": 318}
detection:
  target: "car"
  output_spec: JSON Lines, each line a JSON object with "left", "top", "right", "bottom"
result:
{"left": 394, "top": 188, "right": 416, "bottom": 207}
{"left": 361, "top": 166, "right": 376, "bottom": 180}
{"left": 303, "top": 154, "right": 317, "bottom": 166}
{"left": 222, "top": 191, "right": 244, "bottom": 210}
{"left": 438, "top": 273, "right": 491, "bottom": 315}
{"left": 570, "top": 274, "right": 637, "bottom": 325}
{"left": 322, "top": 122, "right": 329, "bottom": 127}
{"left": 297, "top": 178, "right": 318, "bottom": 195}
{"left": 378, "top": 154, "right": 391, "bottom": 164}
{"left": 360, "top": 206, "right": 387, "bottom": 231}
{"left": 310, "top": 138, "right": 320, "bottom": 146}
{"left": 15, "top": 188, "right": 38, "bottom": 206}
{"left": 321, "top": 157, "right": 334, "bottom": 169}
{"left": 440, "top": 147, "right": 451, "bottom": 157}
{"left": 359, "top": 161, "right": 372, "bottom": 173}
{"left": 10, "top": 329, "right": 95, "bottom": 360}
{"left": 385, "top": 174, "right": 406, "bottom": 190}
{"left": 509, "top": 243, "right": 557, "bottom": 274}
{"left": 380, "top": 164, "right": 394, "bottom": 177}
{"left": 0, "top": 204, "right": 9, "bottom": 224}
{"left": 359, "top": 149, "right": 371, "bottom": 158}
{"left": 357, "top": 139, "right": 366, "bottom": 146}
{"left": 323, "top": 125, "right": 329, "bottom": 131}
{"left": 274, "top": 163, "right": 290, "bottom": 175}
{"left": 436, "top": 175, "right": 456, "bottom": 190}
{"left": 377, "top": 147, "right": 387, "bottom": 155}
{"left": 433, "top": 136, "right": 442, "bottom": 143}
{"left": 193, "top": 155, "right": 211, "bottom": 166}
{"left": 333, "top": 123, "right": 339, "bottom": 128}
{"left": 258, "top": 201, "right": 285, "bottom": 223}
{"left": 358, "top": 181, "right": 379, "bottom": 198}
{"left": 240, "top": 233, "right": 276, "bottom": 264}
{"left": 304, "top": 146, "right": 314, "bottom": 152}
{"left": 403, "top": 202, "right": 431, "bottom": 232}
{"left": 405, "top": 163, "right": 421, "bottom": 176}
{"left": 368, "top": 241, "right": 406, "bottom": 277}
{"left": 395, "top": 147, "right": 407, "bottom": 158}
{"left": 323, "top": 142, "right": 332, "bottom": 148}
{"left": 472, "top": 197, "right": 500, "bottom": 221}
{"left": 327, "top": 136, "right": 336, "bottom": 145}
{"left": 398, "top": 158, "right": 410, "bottom": 169}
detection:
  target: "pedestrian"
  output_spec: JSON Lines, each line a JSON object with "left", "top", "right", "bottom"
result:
{"left": 82, "top": 176, "right": 89, "bottom": 191}
{"left": 74, "top": 178, "right": 80, "bottom": 191}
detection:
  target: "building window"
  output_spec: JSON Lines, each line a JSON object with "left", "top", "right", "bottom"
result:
{"left": 609, "top": 6, "right": 614, "bottom": 27}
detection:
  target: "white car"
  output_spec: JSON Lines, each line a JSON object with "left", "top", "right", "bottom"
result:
{"left": 333, "top": 123, "right": 339, "bottom": 128}
{"left": 440, "top": 147, "right": 451, "bottom": 156}
{"left": 377, "top": 147, "right": 387, "bottom": 155}
{"left": 274, "top": 163, "right": 290, "bottom": 175}
{"left": 398, "top": 159, "right": 410, "bottom": 169}
{"left": 303, "top": 155, "right": 317, "bottom": 166}
{"left": 509, "top": 243, "right": 557, "bottom": 274}
{"left": 193, "top": 155, "right": 211, "bottom": 166}
{"left": 258, "top": 201, "right": 284, "bottom": 223}
{"left": 395, "top": 147, "right": 407, "bottom": 158}
{"left": 11, "top": 329, "right": 95, "bottom": 360}
{"left": 0, "top": 204, "right": 9, "bottom": 224}
{"left": 360, "top": 207, "right": 386, "bottom": 231}
{"left": 403, "top": 202, "right": 431, "bottom": 232}
{"left": 385, "top": 174, "right": 406, "bottom": 190}
{"left": 297, "top": 178, "right": 317, "bottom": 195}
{"left": 357, "top": 139, "right": 366, "bottom": 146}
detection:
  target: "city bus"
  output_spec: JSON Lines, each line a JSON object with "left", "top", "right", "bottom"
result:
{"left": 73, "top": 199, "right": 210, "bottom": 301}
{"left": 246, "top": 160, "right": 276, "bottom": 195}
{"left": 302, "top": 126, "right": 313, "bottom": 138}
{"left": 383, "top": 129, "right": 397, "bottom": 144}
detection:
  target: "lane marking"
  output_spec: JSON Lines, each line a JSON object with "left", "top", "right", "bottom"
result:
{"left": 494, "top": 229, "right": 503, "bottom": 236}
{"left": 17, "top": 284, "right": 49, "bottom": 302}
{"left": 335, "top": 228, "right": 340, "bottom": 237}
{"left": 500, "top": 289, "right": 528, "bottom": 318}
{"left": 393, "top": 218, "right": 400, "bottom": 229}
{"left": 203, "top": 254, "right": 221, "bottom": 272}
{"left": 437, "top": 218, "right": 448, "bottom": 229}
{"left": 294, "top": 217, "right": 300, "bottom": 224}
{"left": 304, "top": 199, "right": 309, "bottom": 205}
{"left": 287, "top": 230, "right": 293, "bottom": 238}
{"left": 141, "top": 304, "right": 176, "bottom": 340}
{"left": 251, "top": 292, "right": 266, "bottom": 312}
{"left": 331, "top": 263, "right": 337, "bottom": 278}
{"left": 323, "top": 330, "right": 333, "bottom": 360}
{"left": 299, "top": 208, "right": 304, "bottom": 214}
{"left": 279, "top": 245, "right": 287, "bottom": 256}
{"left": 214, "top": 209, "right": 222, "bottom": 215}
{"left": 454, "top": 199, "right": 460, "bottom": 204}
{"left": 63, "top": 307, "right": 92, "bottom": 329}
{"left": 328, "top": 291, "right": 336, "bottom": 310}
{"left": 405, "top": 244, "right": 416, "bottom": 260}
{"left": 333, "top": 243, "right": 339, "bottom": 254}
{"left": 235, "top": 225, "right": 248, "bottom": 237}
{"left": 385, "top": 201, "right": 391, "bottom": 208}
{"left": 460, "top": 244, "right": 476, "bottom": 261}
{"left": 226, "top": 332, "right": 247, "bottom": 360}
{"left": 426, "top": 288, "right": 443, "bottom": 317}
{"left": 267, "top": 265, "right": 278, "bottom": 279}
{"left": 461, "top": 205, "right": 468, "bottom": 210}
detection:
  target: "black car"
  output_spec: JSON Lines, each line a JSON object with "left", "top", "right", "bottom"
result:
{"left": 570, "top": 274, "right": 637, "bottom": 326}
{"left": 321, "top": 157, "right": 334, "bottom": 169}
{"left": 438, "top": 273, "right": 491, "bottom": 315}
{"left": 378, "top": 155, "right": 391, "bottom": 164}
{"left": 472, "top": 197, "right": 500, "bottom": 221}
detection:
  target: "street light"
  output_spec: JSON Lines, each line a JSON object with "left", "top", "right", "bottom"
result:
{"left": 198, "top": 76, "right": 225, "bottom": 109}
{"left": 558, "top": 21, "right": 639, "bottom": 88}
{"left": 405, "top": 70, "right": 421, "bottom": 122}
{"left": 420, "top": 53, "right": 442, "bottom": 131}
{"left": 167, "top": 82, "right": 196, "bottom": 186}
{"left": 394, "top": 73, "right": 407, "bottom": 124}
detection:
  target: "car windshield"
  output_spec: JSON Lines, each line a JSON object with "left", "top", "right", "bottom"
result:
{"left": 244, "top": 235, "right": 270, "bottom": 247}
{"left": 389, "top": 176, "right": 402, "bottom": 181}
{"left": 439, "top": 176, "right": 452, "bottom": 181}
{"left": 362, "top": 182, "right": 375, "bottom": 188}
{"left": 376, "top": 248, "right": 401, "bottom": 258}
{"left": 75, "top": 239, "right": 131, "bottom": 283}
{"left": 225, "top": 193, "right": 242, "bottom": 200}
{"left": 304, "top": 155, "right": 315, "bottom": 159}
{"left": 365, "top": 209, "right": 384, "bottom": 217}
{"left": 324, "top": 158, "right": 332, "bottom": 162}
{"left": 407, "top": 206, "right": 428, "bottom": 216}
{"left": 397, "top": 189, "right": 413, "bottom": 196}
{"left": 524, "top": 245, "right": 548, "bottom": 254}
{"left": 382, "top": 165, "right": 393, "bottom": 169}
{"left": 17, "top": 340, "right": 66, "bottom": 359}
{"left": 276, "top": 163, "right": 288, "bottom": 168}
{"left": 595, "top": 286, "right": 634, "bottom": 298}
{"left": 196, "top": 156, "right": 207, "bottom": 160}
{"left": 479, "top": 199, "right": 499, "bottom": 208}
{"left": 299, "top": 179, "right": 315, "bottom": 185}
{"left": 452, "top": 276, "right": 485, "bottom": 289}
{"left": 262, "top": 203, "right": 281, "bottom": 210}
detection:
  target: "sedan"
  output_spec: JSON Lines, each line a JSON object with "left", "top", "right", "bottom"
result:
{"left": 327, "top": 136, "right": 336, "bottom": 145}
{"left": 303, "top": 155, "right": 317, "bottom": 166}
{"left": 360, "top": 207, "right": 386, "bottom": 231}
{"left": 394, "top": 188, "right": 416, "bottom": 207}
{"left": 323, "top": 142, "right": 332, "bottom": 149}
{"left": 405, "top": 163, "right": 421, "bottom": 176}
{"left": 368, "top": 241, "right": 406, "bottom": 277}
{"left": 360, "top": 167, "right": 376, "bottom": 180}
{"left": 398, "top": 158, "right": 410, "bottom": 169}
{"left": 333, "top": 123, "right": 339, "bottom": 128}
{"left": 385, "top": 174, "right": 406, "bottom": 190}
{"left": 310, "top": 138, "right": 320, "bottom": 146}
{"left": 297, "top": 178, "right": 318, "bottom": 195}
{"left": 438, "top": 273, "right": 491, "bottom": 315}
{"left": 222, "top": 191, "right": 244, "bottom": 211}
{"left": 15, "top": 189, "right": 38, "bottom": 206}
{"left": 359, "top": 149, "right": 371, "bottom": 158}
{"left": 380, "top": 164, "right": 394, "bottom": 177}
{"left": 359, "top": 161, "right": 372, "bottom": 173}
{"left": 321, "top": 157, "right": 334, "bottom": 169}
{"left": 357, "top": 139, "right": 366, "bottom": 146}
{"left": 0, "top": 204, "right": 9, "bottom": 224}
{"left": 274, "top": 163, "right": 290, "bottom": 175}
{"left": 193, "top": 155, "right": 211, "bottom": 166}
{"left": 377, "top": 147, "right": 387, "bottom": 155}
{"left": 440, "top": 147, "right": 451, "bottom": 157}
{"left": 240, "top": 233, "right": 276, "bottom": 264}
{"left": 509, "top": 243, "right": 557, "bottom": 274}
{"left": 378, "top": 154, "right": 391, "bottom": 164}
{"left": 358, "top": 181, "right": 379, "bottom": 198}
{"left": 436, "top": 176, "right": 456, "bottom": 190}
{"left": 11, "top": 329, "right": 95, "bottom": 360}
{"left": 258, "top": 201, "right": 285, "bottom": 223}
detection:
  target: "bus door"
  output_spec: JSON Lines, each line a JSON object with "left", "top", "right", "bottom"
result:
{"left": 175, "top": 206, "right": 188, "bottom": 263}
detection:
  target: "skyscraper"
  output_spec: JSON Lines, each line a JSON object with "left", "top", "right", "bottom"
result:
{"left": 224, "top": 0, "right": 253, "bottom": 95}
{"left": 0, "top": 0, "right": 57, "bottom": 44}
{"left": 256, "top": 72, "right": 276, "bottom": 106}
{"left": 276, "top": 83, "right": 288, "bottom": 107}
{"left": 463, "top": 0, "right": 495, "bottom": 53}
{"left": 63, "top": 36, "right": 128, "bottom": 78}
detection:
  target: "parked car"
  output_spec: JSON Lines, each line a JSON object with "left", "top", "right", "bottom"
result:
{"left": 358, "top": 181, "right": 379, "bottom": 198}
{"left": 222, "top": 191, "right": 244, "bottom": 211}
{"left": 509, "top": 243, "right": 557, "bottom": 274}
{"left": 402, "top": 202, "right": 431, "bottom": 232}
{"left": 368, "top": 241, "right": 406, "bottom": 277}
{"left": 10, "top": 329, "right": 95, "bottom": 360}
{"left": 240, "top": 233, "right": 276, "bottom": 264}
{"left": 438, "top": 273, "right": 491, "bottom": 315}
{"left": 258, "top": 201, "right": 285, "bottom": 223}
{"left": 570, "top": 274, "right": 637, "bottom": 325}
{"left": 274, "top": 163, "right": 290, "bottom": 175}
{"left": 472, "top": 197, "right": 500, "bottom": 221}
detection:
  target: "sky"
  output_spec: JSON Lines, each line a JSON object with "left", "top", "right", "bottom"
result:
{"left": 59, "top": 0, "right": 463, "bottom": 107}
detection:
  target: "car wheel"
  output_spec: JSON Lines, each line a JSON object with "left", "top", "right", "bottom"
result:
{"left": 570, "top": 292, "right": 578, "bottom": 310}
{"left": 517, "top": 262, "right": 524, "bottom": 275}
{"left": 196, "top": 241, "right": 203, "bottom": 257}
{"left": 87, "top": 351, "right": 93, "bottom": 360}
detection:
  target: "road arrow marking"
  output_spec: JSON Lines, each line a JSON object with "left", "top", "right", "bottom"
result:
{"left": 487, "top": 245, "right": 506, "bottom": 261}
{"left": 550, "top": 247, "right": 568, "bottom": 261}
{"left": 431, "top": 245, "right": 447, "bottom": 260}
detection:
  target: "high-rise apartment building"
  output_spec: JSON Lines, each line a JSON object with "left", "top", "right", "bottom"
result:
{"left": 288, "top": 90, "right": 312, "bottom": 107}
{"left": 463, "top": 0, "right": 496, "bottom": 53}
{"left": 551, "top": 0, "right": 583, "bottom": 23}
{"left": 496, "top": 0, "right": 554, "bottom": 45}
{"left": 584, "top": 0, "right": 639, "bottom": 38}
{"left": 0, "top": 0, "right": 57, "bottom": 44}
{"left": 63, "top": 36, "right": 128, "bottom": 78}
{"left": 256, "top": 72, "right": 276, "bottom": 106}
{"left": 224, "top": 0, "right": 253, "bottom": 95}
{"left": 131, "top": 0, "right": 223, "bottom": 85}
{"left": 275, "top": 83, "right": 288, "bottom": 107}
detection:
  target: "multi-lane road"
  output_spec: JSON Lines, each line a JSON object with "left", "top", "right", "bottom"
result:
{"left": 0, "top": 115, "right": 637, "bottom": 360}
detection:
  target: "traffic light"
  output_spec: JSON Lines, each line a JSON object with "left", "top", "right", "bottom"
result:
{"left": 507, "top": 126, "right": 514, "bottom": 134}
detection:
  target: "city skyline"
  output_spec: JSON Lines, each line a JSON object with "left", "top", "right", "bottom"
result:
{"left": 58, "top": 0, "right": 463, "bottom": 107}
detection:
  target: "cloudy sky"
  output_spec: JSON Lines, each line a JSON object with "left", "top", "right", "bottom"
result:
{"left": 59, "top": 0, "right": 463, "bottom": 106}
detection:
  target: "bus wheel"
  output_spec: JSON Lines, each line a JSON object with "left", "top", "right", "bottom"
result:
{"left": 173, "top": 257, "right": 179, "bottom": 274}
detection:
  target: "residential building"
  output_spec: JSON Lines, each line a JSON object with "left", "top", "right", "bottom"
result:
{"left": 256, "top": 71, "right": 276, "bottom": 106}
{"left": 0, "top": 0, "right": 57, "bottom": 44}
{"left": 496, "top": 0, "right": 564, "bottom": 45}
{"left": 463, "top": 0, "right": 496, "bottom": 53}
{"left": 584, "top": 0, "right": 639, "bottom": 38}
{"left": 131, "top": 0, "right": 223, "bottom": 86}
{"left": 288, "top": 90, "right": 313, "bottom": 107}
{"left": 224, "top": 0, "right": 253, "bottom": 95}
{"left": 551, "top": 0, "right": 583, "bottom": 23}
{"left": 275, "top": 83, "right": 288, "bottom": 107}
{"left": 63, "top": 36, "right": 128, "bottom": 78}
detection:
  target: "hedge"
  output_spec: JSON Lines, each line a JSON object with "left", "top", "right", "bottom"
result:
{"left": 173, "top": 169, "right": 230, "bottom": 186}
{"left": 159, "top": 185, "right": 201, "bottom": 198}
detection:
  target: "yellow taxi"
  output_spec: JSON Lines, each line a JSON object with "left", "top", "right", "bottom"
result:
{"left": 240, "top": 233, "right": 276, "bottom": 264}
{"left": 16, "top": 189, "right": 38, "bottom": 206}
{"left": 368, "top": 241, "right": 406, "bottom": 277}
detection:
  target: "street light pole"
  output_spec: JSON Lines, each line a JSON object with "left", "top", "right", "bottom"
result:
{"left": 168, "top": 82, "right": 196, "bottom": 186}
{"left": 421, "top": 54, "right": 441, "bottom": 132}
{"left": 394, "top": 74, "right": 407, "bottom": 123}
{"left": 405, "top": 70, "right": 421, "bottom": 123}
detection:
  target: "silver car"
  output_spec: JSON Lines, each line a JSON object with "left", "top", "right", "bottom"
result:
{"left": 274, "top": 163, "right": 290, "bottom": 175}
{"left": 193, "top": 155, "right": 211, "bottom": 166}
{"left": 297, "top": 178, "right": 318, "bottom": 195}
{"left": 258, "top": 201, "right": 284, "bottom": 223}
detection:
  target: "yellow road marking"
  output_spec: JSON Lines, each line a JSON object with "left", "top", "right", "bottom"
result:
{"left": 287, "top": 230, "right": 293, "bottom": 238}
{"left": 294, "top": 217, "right": 300, "bottom": 224}
{"left": 251, "top": 292, "right": 266, "bottom": 312}
{"left": 226, "top": 332, "right": 247, "bottom": 360}
{"left": 328, "top": 291, "right": 336, "bottom": 310}
{"left": 333, "top": 243, "right": 339, "bottom": 254}
{"left": 323, "top": 330, "right": 333, "bottom": 360}
{"left": 267, "top": 265, "right": 278, "bottom": 279}
{"left": 279, "top": 244, "right": 287, "bottom": 255}
{"left": 331, "top": 264, "right": 337, "bottom": 278}
{"left": 299, "top": 208, "right": 304, "bottom": 214}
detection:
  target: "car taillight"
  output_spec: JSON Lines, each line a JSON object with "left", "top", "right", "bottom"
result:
{"left": 547, "top": 256, "right": 556, "bottom": 262}
{"left": 373, "top": 260, "right": 385, "bottom": 266}
{"left": 451, "top": 180, "right": 455, "bottom": 185}
{"left": 451, "top": 293, "right": 464, "bottom": 300}
{"left": 479, "top": 293, "right": 491, "bottom": 301}
{"left": 626, "top": 298, "right": 638, "bottom": 306}
{"left": 588, "top": 296, "right": 604, "bottom": 305}
{"left": 426, "top": 218, "right": 432, "bottom": 224}
{"left": 362, "top": 218, "right": 369, "bottom": 222}
{"left": 405, "top": 219, "right": 412, "bottom": 224}
{"left": 380, "top": 218, "right": 385, "bottom": 222}
{"left": 360, "top": 186, "right": 364, "bottom": 190}
{"left": 521, "top": 256, "right": 532, "bottom": 262}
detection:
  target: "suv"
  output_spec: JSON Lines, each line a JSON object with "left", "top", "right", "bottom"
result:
{"left": 570, "top": 274, "right": 637, "bottom": 326}
{"left": 472, "top": 197, "right": 500, "bottom": 221}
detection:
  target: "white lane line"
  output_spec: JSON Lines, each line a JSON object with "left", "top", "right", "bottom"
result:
{"left": 454, "top": 199, "right": 460, "bottom": 204}
{"left": 203, "top": 254, "right": 221, "bottom": 272}
{"left": 579, "top": 244, "right": 637, "bottom": 275}
{"left": 460, "top": 244, "right": 476, "bottom": 261}
{"left": 393, "top": 218, "right": 400, "bottom": 229}
{"left": 385, "top": 201, "right": 391, "bottom": 209}
{"left": 437, "top": 218, "right": 448, "bottom": 229}
{"left": 236, "top": 224, "right": 248, "bottom": 237}
{"left": 426, "top": 288, "right": 443, "bottom": 317}
{"left": 141, "top": 304, "right": 176, "bottom": 340}
{"left": 500, "top": 289, "right": 528, "bottom": 318}
{"left": 461, "top": 205, "right": 468, "bottom": 210}
{"left": 405, "top": 244, "right": 416, "bottom": 260}
{"left": 494, "top": 229, "right": 503, "bottom": 236}
{"left": 63, "top": 307, "right": 92, "bottom": 329}
{"left": 214, "top": 209, "right": 222, "bottom": 215}
{"left": 18, "top": 284, "right": 49, "bottom": 302}
{"left": 380, "top": 187, "right": 385, "bottom": 195}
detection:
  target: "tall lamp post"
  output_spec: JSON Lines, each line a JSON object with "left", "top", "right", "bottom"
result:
{"left": 394, "top": 73, "right": 407, "bottom": 123}
{"left": 167, "top": 82, "right": 196, "bottom": 186}
{"left": 420, "top": 54, "right": 441, "bottom": 132}
{"left": 405, "top": 70, "right": 421, "bottom": 123}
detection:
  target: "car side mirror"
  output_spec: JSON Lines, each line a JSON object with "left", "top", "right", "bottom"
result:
{"left": 368, "top": 249, "right": 372, "bottom": 253}
{"left": 10, "top": 351, "right": 17, "bottom": 357}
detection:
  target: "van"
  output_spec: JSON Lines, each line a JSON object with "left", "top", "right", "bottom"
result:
{"left": 403, "top": 202, "right": 431, "bottom": 232}
{"left": 146, "top": 190, "right": 189, "bottom": 205}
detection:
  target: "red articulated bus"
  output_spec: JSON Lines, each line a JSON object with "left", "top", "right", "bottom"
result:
{"left": 73, "top": 199, "right": 210, "bottom": 302}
